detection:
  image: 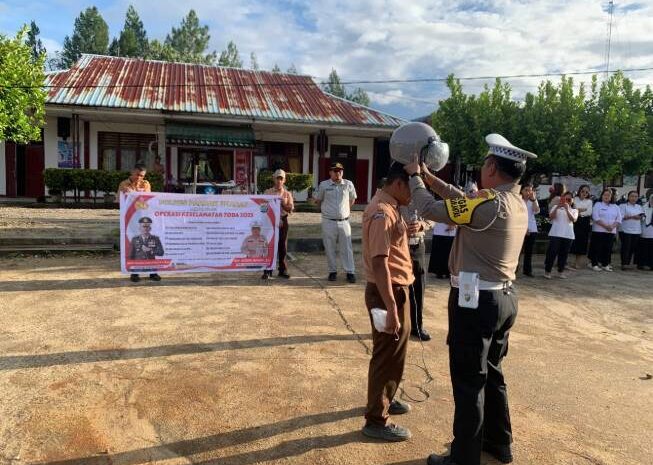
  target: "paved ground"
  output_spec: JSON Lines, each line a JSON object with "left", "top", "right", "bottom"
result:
{"left": 0, "top": 251, "right": 651, "bottom": 465}
{"left": 0, "top": 206, "right": 362, "bottom": 241}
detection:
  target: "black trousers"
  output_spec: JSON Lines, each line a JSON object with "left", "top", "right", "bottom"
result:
{"left": 278, "top": 216, "right": 289, "bottom": 272}
{"left": 428, "top": 235, "right": 454, "bottom": 277}
{"left": 619, "top": 232, "right": 639, "bottom": 266}
{"left": 635, "top": 237, "right": 653, "bottom": 268}
{"left": 589, "top": 232, "right": 615, "bottom": 267}
{"left": 521, "top": 232, "right": 537, "bottom": 274}
{"left": 544, "top": 236, "right": 573, "bottom": 273}
{"left": 409, "top": 240, "right": 426, "bottom": 332}
{"left": 447, "top": 287, "right": 517, "bottom": 465}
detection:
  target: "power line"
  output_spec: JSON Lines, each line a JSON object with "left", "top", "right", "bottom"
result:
{"left": 2, "top": 66, "right": 653, "bottom": 90}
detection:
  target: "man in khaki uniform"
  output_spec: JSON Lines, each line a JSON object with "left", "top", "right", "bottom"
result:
{"left": 263, "top": 169, "right": 294, "bottom": 279}
{"left": 361, "top": 163, "right": 418, "bottom": 442}
{"left": 118, "top": 164, "right": 151, "bottom": 194}
{"left": 404, "top": 134, "right": 536, "bottom": 465}
{"left": 241, "top": 222, "right": 269, "bottom": 257}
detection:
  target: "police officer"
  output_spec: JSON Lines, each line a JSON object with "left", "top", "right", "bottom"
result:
{"left": 361, "top": 162, "right": 414, "bottom": 442}
{"left": 399, "top": 202, "right": 433, "bottom": 341}
{"left": 241, "top": 221, "right": 269, "bottom": 258}
{"left": 129, "top": 217, "right": 164, "bottom": 282}
{"left": 314, "top": 162, "right": 357, "bottom": 283}
{"left": 403, "top": 133, "right": 537, "bottom": 465}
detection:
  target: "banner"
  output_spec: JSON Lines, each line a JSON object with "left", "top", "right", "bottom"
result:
{"left": 120, "top": 192, "right": 280, "bottom": 274}
{"left": 57, "top": 140, "right": 81, "bottom": 168}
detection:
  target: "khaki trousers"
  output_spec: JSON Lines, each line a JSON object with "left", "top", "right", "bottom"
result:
{"left": 364, "top": 282, "right": 411, "bottom": 426}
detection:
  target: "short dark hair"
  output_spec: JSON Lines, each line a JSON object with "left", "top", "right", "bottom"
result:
{"left": 134, "top": 163, "right": 147, "bottom": 172}
{"left": 488, "top": 155, "right": 525, "bottom": 181}
{"left": 386, "top": 162, "right": 409, "bottom": 186}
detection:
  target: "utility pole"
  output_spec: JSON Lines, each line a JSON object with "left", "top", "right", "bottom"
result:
{"left": 604, "top": 0, "right": 615, "bottom": 79}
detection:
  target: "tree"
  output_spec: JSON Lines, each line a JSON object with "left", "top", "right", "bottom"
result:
{"left": 59, "top": 7, "right": 109, "bottom": 68}
{"left": 162, "top": 10, "right": 216, "bottom": 65}
{"left": 322, "top": 68, "right": 371, "bottom": 106}
{"left": 349, "top": 87, "right": 370, "bottom": 106}
{"left": 322, "top": 69, "right": 346, "bottom": 98}
{"left": 25, "top": 21, "right": 46, "bottom": 64}
{"left": 112, "top": 5, "right": 148, "bottom": 57}
{"left": 250, "top": 52, "right": 259, "bottom": 70}
{"left": 271, "top": 63, "right": 281, "bottom": 73}
{"left": 218, "top": 41, "right": 242, "bottom": 67}
{"left": 0, "top": 27, "right": 46, "bottom": 143}
{"left": 287, "top": 63, "right": 297, "bottom": 74}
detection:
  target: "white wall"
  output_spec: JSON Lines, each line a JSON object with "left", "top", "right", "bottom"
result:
{"left": 0, "top": 141, "right": 5, "bottom": 196}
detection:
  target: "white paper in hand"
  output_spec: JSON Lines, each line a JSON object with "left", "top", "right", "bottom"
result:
{"left": 370, "top": 308, "right": 388, "bottom": 332}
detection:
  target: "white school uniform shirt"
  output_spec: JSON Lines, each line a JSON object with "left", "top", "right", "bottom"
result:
{"left": 573, "top": 197, "right": 593, "bottom": 218}
{"left": 525, "top": 199, "right": 538, "bottom": 233}
{"left": 432, "top": 222, "right": 457, "bottom": 237}
{"left": 548, "top": 204, "right": 578, "bottom": 239}
{"left": 592, "top": 202, "right": 622, "bottom": 234}
{"left": 642, "top": 206, "right": 653, "bottom": 239}
{"left": 619, "top": 203, "right": 644, "bottom": 234}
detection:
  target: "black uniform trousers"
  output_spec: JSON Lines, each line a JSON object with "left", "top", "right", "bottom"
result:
{"left": 408, "top": 240, "right": 426, "bottom": 333}
{"left": 447, "top": 286, "right": 518, "bottom": 465}
{"left": 520, "top": 232, "right": 537, "bottom": 275}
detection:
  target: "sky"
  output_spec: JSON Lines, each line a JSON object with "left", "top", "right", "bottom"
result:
{"left": 1, "top": 0, "right": 652, "bottom": 120}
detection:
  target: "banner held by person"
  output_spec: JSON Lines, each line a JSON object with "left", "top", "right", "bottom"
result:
{"left": 120, "top": 192, "right": 280, "bottom": 274}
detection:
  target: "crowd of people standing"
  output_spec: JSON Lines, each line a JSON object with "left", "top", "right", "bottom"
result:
{"left": 517, "top": 182, "right": 653, "bottom": 276}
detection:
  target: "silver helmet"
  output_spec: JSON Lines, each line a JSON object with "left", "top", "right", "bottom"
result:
{"left": 389, "top": 122, "right": 449, "bottom": 172}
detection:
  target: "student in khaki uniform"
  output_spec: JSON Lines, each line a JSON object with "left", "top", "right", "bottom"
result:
{"left": 404, "top": 134, "right": 537, "bottom": 465}
{"left": 118, "top": 164, "right": 151, "bottom": 194}
{"left": 262, "top": 169, "right": 294, "bottom": 279}
{"left": 241, "top": 222, "right": 269, "bottom": 257}
{"left": 361, "top": 163, "right": 417, "bottom": 442}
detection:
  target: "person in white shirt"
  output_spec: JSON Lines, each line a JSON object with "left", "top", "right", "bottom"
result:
{"left": 569, "top": 184, "right": 593, "bottom": 269}
{"left": 519, "top": 183, "right": 539, "bottom": 277}
{"left": 544, "top": 191, "right": 578, "bottom": 279}
{"left": 635, "top": 194, "right": 653, "bottom": 270}
{"left": 618, "top": 190, "right": 645, "bottom": 270}
{"left": 314, "top": 162, "right": 358, "bottom": 283}
{"left": 588, "top": 188, "right": 622, "bottom": 271}
{"left": 428, "top": 221, "right": 456, "bottom": 279}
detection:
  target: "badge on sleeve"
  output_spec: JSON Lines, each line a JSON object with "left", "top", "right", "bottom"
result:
{"left": 445, "top": 191, "right": 496, "bottom": 225}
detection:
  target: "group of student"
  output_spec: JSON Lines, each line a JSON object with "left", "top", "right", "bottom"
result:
{"left": 520, "top": 182, "right": 653, "bottom": 278}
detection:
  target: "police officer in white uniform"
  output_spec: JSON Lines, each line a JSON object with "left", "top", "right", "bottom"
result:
{"left": 315, "top": 162, "right": 358, "bottom": 283}
{"left": 398, "top": 125, "right": 536, "bottom": 465}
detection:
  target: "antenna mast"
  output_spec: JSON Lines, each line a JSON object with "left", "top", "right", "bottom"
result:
{"left": 605, "top": 0, "right": 615, "bottom": 79}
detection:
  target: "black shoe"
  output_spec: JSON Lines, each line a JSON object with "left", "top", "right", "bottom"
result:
{"left": 328, "top": 272, "right": 337, "bottom": 281}
{"left": 426, "top": 454, "right": 458, "bottom": 465}
{"left": 278, "top": 271, "right": 290, "bottom": 279}
{"left": 388, "top": 399, "right": 412, "bottom": 415}
{"left": 149, "top": 273, "right": 161, "bottom": 281}
{"left": 261, "top": 271, "right": 270, "bottom": 280}
{"left": 130, "top": 274, "right": 140, "bottom": 283}
{"left": 346, "top": 273, "right": 356, "bottom": 283}
{"left": 482, "top": 441, "right": 513, "bottom": 464}
{"left": 411, "top": 329, "right": 431, "bottom": 341}
{"left": 362, "top": 423, "right": 411, "bottom": 442}
{"left": 523, "top": 271, "right": 533, "bottom": 277}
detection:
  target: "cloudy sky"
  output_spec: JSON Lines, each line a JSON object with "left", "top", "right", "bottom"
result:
{"left": 1, "top": 0, "right": 652, "bottom": 119}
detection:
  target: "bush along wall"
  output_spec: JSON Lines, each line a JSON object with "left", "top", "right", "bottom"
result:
{"left": 44, "top": 169, "right": 164, "bottom": 203}
{"left": 257, "top": 170, "right": 313, "bottom": 194}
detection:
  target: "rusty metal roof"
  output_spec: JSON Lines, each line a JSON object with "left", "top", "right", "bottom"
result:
{"left": 45, "top": 55, "right": 404, "bottom": 128}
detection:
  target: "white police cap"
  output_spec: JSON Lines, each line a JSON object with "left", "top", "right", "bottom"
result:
{"left": 486, "top": 134, "right": 537, "bottom": 164}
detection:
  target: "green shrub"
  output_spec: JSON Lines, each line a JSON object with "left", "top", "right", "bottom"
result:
{"left": 257, "top": 170, "right": 313, "bottom": 194}
{"left": 44, "top": 168, "right": 66, "bottom": 193}
{"left": 145, "top": 172, "right": 164, "bottom": 192}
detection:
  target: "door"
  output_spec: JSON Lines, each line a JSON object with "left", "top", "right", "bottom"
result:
{"left": 330, "top": 145, "right": 357, "bottom": 186}
{"left": 24, "top": 144, "right": 45, "bottom": 198}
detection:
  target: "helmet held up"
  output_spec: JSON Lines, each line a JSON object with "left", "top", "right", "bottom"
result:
{"left": 389, "top": 122, "right": 449, "bottom": 172}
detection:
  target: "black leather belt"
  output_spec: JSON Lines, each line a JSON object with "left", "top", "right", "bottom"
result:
{"left": 327, "top": 217, "right": 349, "bottom": 221}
